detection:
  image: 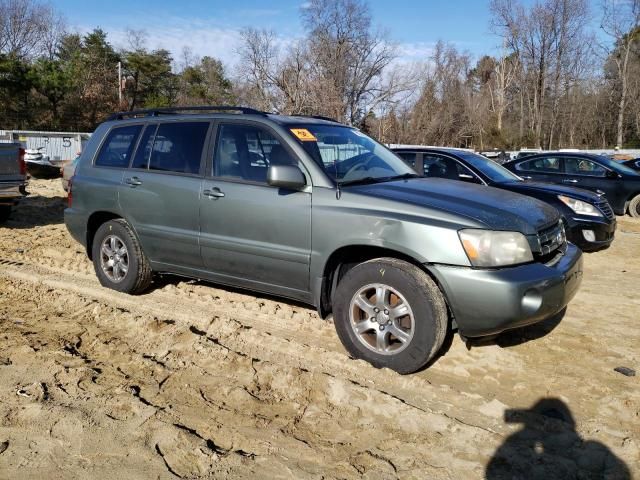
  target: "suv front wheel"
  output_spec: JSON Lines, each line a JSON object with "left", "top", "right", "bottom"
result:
{"left": 92, "top": 219, "right": 152, "bottom": 294}
{"left": 628, "top": 194, "right": 640, "bottom": 218}
{"left": 333, "top": 258, "right": 448, "bottom": 374}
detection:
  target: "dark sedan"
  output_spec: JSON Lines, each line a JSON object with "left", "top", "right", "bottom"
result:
{"left": 393, "top": 147, "right": 616, "bottom": 252}
{"left": 502, "top": 152, "right": 640, "bottom": 218}
{"left": 621, "top": 158, "right": 640, "bottom": 172}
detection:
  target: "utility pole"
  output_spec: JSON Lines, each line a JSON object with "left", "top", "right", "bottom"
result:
{"left": 118, "top": 62, "right": 122, "bottom": 106}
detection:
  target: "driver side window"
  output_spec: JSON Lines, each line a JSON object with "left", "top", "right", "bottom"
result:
{"left": 213, "top": 124, "right": 297, "bottom": 184}
{"left": 95, "top": 125, "right": 142, "bottom": 168}
{"left": 423, "top": 154, "right": 480, "bottom": 183}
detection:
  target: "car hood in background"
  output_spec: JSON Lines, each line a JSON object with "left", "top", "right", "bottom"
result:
{"left": 497, "top": 180, "right": 604, "bottom": 203}
{"left": 348, "top": 178, "right": 560, "bottom": 235}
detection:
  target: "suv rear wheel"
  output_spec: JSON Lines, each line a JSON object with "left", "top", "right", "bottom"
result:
{"left": 333, "top": 258, "right": 448, "bottom": 374}
{"left": 91, "top": 219, "right": 152, "bottom": 294}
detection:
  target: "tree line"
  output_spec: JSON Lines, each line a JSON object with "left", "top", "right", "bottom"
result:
{"left": 0, "top": 0, "right": 638, "bottom": 150}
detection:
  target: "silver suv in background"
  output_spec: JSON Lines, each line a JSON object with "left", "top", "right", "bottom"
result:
{"left": 65, "top": 106, "right": 583, "bottom": 374}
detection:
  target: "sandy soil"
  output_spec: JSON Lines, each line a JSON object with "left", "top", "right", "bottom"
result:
{"left": 0, "top": 179, "right": 638, "bottom": 479}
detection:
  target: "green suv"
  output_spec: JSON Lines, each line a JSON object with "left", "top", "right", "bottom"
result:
{"left": 65, "top": 107, "right": 583, "bottom": 373}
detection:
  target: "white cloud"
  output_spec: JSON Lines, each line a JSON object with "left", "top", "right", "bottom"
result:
{"left": 77, "top": 19, "right": 446, "bottom": 75}
{"left": 78, "top": 20, "right": 242, "bottom": 69}
{"left": 397, "top": 42, "right": 437, "bottom": 62}
{"left": 78, "top": 12, "right": 297, "bottom": 71}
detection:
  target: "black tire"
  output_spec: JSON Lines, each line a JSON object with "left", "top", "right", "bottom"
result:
{"left": 333, "top": 257, "right": 448, "bottom": 374}
{"left": 628, "top": 194, "right": 640, "bottom": 218}
{"left": 91, "top": 219, "right": 152, "bottom": 294}
{"left": 0, "top": 205, "right": 11, "bottom": 223}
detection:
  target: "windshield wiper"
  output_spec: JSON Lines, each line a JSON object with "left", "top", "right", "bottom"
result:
{"left": 337, "top": 176, "right": 383, "bottom": 187}
{"left": 338, "top": 173, "right": 420, "bottom": 187}
{"left": 382, "top": 173, "right": 421, "bottom": 181}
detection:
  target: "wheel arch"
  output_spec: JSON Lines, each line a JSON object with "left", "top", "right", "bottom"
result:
{"left": 316, "top": 245, "right": 452, "bottom": 321}
{"left": 85, "top": 211, "right": 123, "bottom": 260}
{"left": 626, "top": 191, "right": 640, "bottom": 216}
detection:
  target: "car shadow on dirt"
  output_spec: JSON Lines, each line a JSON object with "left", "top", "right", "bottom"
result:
{"left": 1, "top": 195, "right": 66, "bottom": 229}
{"left": 486, "top": 397, "right": 631, "bottom": 479}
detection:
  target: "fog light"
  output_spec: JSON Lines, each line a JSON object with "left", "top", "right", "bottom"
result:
{"left": 583, "top": 230, "right": 595, "bottom": 242}
{"left": 522, "top": 289, "right": 542, "bottom": 315}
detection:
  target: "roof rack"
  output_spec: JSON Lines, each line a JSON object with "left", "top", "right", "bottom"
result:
{"left": 290, "top": 114, "right": 340, "bottom": 123}
{"left": 107, "top": 105, "right": 268, "bottom": 121}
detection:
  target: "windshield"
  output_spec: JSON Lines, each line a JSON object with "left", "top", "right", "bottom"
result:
{"left": 594, "top": 154, "right": 640, "bottom": 176}
{"left": 457, "top": 151, "right": 522, "bottom": 183}
{"left": 288, "top": 125, "right": 415, "bottom": 184}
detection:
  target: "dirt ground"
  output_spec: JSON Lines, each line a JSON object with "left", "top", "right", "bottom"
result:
{"left": 0, "top": 179, "right": 638, "bottom": 480}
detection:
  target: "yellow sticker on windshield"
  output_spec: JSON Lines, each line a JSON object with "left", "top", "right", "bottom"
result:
{"left": 290, "top": 128, "right": 317, "bottom": 141}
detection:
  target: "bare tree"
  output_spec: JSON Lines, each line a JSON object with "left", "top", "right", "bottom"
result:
{"left": 238, "top": 28, "right": 306, "bottom": 113}
{"left": 546, "top": 0, "right": 590, "bottom": 148}
{"left": 301, "top": 0, "right": 398, "bottom": 125}
{"left": 489, "top": 48, "right": 519, "bottom": 132}
{"left": 490, "top": 0, "right": 592, "bottom": 148}
{"left": 602, "top": 0, "right": 640, "bottom": 148}
{"left": 0, "top": 0, "right": 64, "bottom": 58}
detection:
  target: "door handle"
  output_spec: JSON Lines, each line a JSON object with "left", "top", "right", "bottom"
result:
{"left": 521, "top": 175, "right": 532, "bottom": 180}
{"left": 125, "top": 177, "right": 142, "bottom": 187}
{"left": 203, "top": 188, "right": 225, "bottom": 199}
{"left": 562, "top": 179, "right": 578, "bottom": 184}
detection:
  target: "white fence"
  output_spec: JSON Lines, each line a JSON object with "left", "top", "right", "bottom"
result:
{"left": 0, "top": 130, "right": 91, "bottom": 164}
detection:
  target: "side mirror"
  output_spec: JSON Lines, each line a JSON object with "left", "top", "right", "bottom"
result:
{"left": 267, "top": 165, "right": 306, "bottom": 190}
{"left": 606, "top": 170, "right": 620, "bottom": 179}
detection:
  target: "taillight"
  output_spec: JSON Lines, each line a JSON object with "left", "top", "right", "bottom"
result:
{"left": 68, "top": 176, "right": 73, "bottom": 207}
{"left": 18, "top": 148, "right": 26, "bottom": 175}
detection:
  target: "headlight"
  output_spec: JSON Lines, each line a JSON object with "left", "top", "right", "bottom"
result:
{"left": 458, "top": 229, "right": 534, "bottom": 267}
{"left": 557, "top": 195, "right": 602, "bottom": 217}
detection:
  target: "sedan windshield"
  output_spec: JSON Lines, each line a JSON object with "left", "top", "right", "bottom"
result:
{"left": 456, "top": 151, "right": 522, "bottom": 183}
{"left": 288, "top": 124, "right": 416, "bottom": 184}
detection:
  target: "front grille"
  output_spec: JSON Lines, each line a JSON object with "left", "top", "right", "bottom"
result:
{"left": 595, "top": 200, "right": 614, "bottom": 220}
{"left": 534, "top": 221, "right": 566, "bottom": 260}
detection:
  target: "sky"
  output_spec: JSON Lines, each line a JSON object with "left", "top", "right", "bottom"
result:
{"left": 50, "top": 0, "right": 605, "bottom": 69}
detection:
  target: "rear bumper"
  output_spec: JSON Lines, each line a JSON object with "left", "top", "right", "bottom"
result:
{"left": 428, "top": 243, "right": 583, "bottom": 337}
{"left": 565, "top": 216, "right": 616, "bottom": 252}
{"left": 64, "top": 207, "right": 86, "bottom": 246}
{"left": 0, "top": 182, "right": 27, "bottom": 204}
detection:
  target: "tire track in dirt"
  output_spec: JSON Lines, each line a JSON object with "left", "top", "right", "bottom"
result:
{"left": 0, "top": 274, "right": 493, "bottom": 479}
{"left": 0, "top": 259, "right": 506, "bottom": 435}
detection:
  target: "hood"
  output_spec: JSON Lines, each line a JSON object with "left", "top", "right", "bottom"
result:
{"left": 498, "top": 180, "right": 604, "bottom": 203}
{"left": 348, "top": 178, "right": 560, "bottom": 235}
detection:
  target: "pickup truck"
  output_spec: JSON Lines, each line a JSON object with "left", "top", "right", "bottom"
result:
{"left": 0, "top": 142, "right": 28, "bottom": 222}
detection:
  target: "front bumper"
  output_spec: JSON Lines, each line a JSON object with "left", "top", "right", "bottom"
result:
{"left": 428, "top": 243, "right": 583, "bottom": 337}
{"left": 565, "top": 216, "right": 616, "bottom": 252}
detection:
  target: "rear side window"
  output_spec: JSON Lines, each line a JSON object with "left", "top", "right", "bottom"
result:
{"left": 149, "top": 122, "right": 209, "bottom": 174}
{"left": 131, "top": 124, "right": 157, "bottom": 169}
{"left": 95, "top": 125, "right": 142, "bottom": 168}
{"left": 564, "top": 157, "right": 606, "bottom": 177}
